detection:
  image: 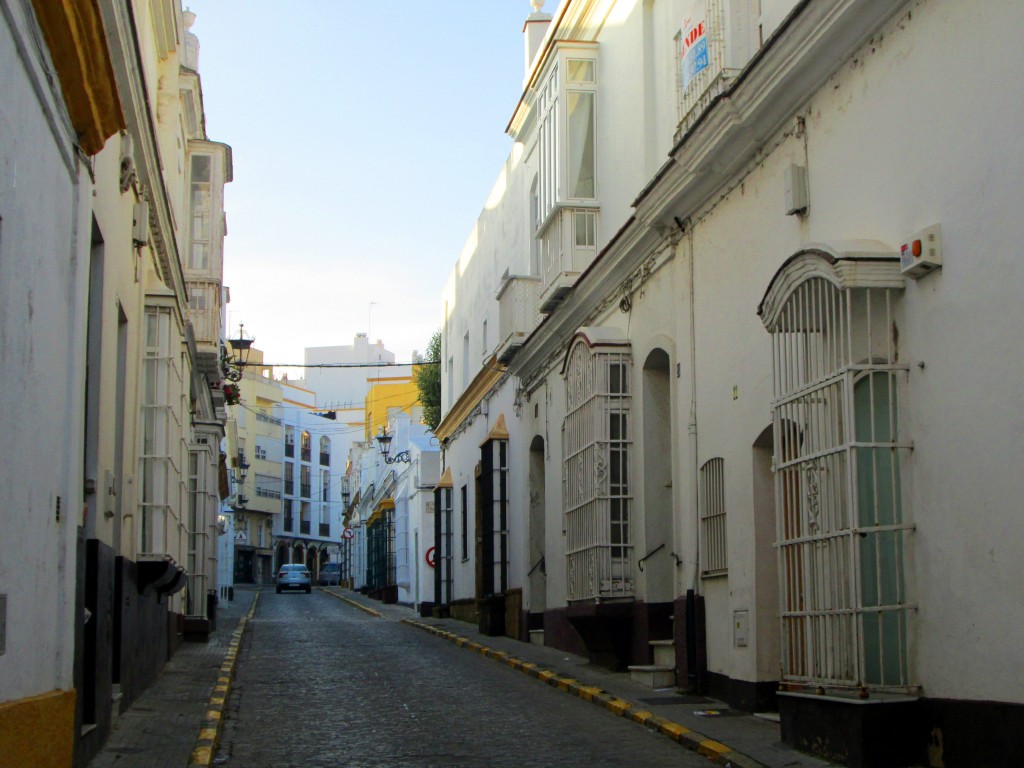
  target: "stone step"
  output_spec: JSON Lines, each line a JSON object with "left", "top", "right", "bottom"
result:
{"left": 528, "top": 629, "right": 544, "bottom": 646}
{"left": 649, "top": 639, "right": 675, "bottom": 667}
{"left": 627, "top": 664, "right": 676, "bottom": 689}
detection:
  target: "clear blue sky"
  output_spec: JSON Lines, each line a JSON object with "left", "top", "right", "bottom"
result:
{"left": 185, "top": 1, "right": 536, "bottom": 366}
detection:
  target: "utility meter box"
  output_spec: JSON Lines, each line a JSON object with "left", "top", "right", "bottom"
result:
{"left": 132, "top": 201, "right": 149, "bottom": 246}
{"left": 900, "top": 224, "right": 942, "bottom": 279}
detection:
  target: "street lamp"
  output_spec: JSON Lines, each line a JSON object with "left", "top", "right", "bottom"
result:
{"left": 375, "top": 426, "right": 410, "bottom": 465}
{"left": 222, "top": 323, "right": 254, "bottom": 382}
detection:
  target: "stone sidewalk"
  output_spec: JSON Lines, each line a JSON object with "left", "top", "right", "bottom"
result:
{"left": 86, "top": 587, "right": 258, "bottom": 768}
{"left": 324, "top": 589, "right": 835, "bottom": 768}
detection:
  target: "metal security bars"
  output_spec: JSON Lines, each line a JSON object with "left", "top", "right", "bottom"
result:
{"left": 700, "top": 457, "right": 727, "bottom": 575}
{"left": 675, "top": 0, "right": 736, "bottom": 136}
{"left": 767, "top": 272, "right": 914, "bottom": 692}
{"left": 481, "top": 439, "right": 509, "bottom": 596}
{"left": 435, "top": 486, "right": 453, "bottom": 605}
{"left": 563, "top": 339, "right": 634, "bottom": 602}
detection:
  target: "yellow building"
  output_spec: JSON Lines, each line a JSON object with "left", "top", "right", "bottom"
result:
{"left": 226, "top": 348, "right": 284, "bottom": 584}
{"left": 365, "top": 375, "right": 421, "bottom": 440}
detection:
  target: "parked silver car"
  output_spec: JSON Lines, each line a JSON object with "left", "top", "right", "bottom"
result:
{"left": 276, "top": 564, "right": 311, "bottom": 594}
{"left": 318, "top": 562, "right": 342, "bottom": 586}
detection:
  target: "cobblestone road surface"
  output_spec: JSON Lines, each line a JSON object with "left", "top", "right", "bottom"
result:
{"left": 215, "top": 590, "right": 712, "bottom": 767}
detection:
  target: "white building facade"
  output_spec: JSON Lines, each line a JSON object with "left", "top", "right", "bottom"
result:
{"left": 438, "top": 1, "right": 1024, "bottom": 765}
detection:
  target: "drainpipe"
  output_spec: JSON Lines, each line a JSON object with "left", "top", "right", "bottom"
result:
{"left": 684, "top": 219, "right": 700, "bottom": 690}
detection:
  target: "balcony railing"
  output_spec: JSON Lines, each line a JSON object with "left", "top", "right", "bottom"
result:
{"left": 284, "top": 480, "right": 295, "bottom": 495}
{"left": 300, "top": 520, "right": 311, "bottom": 535}
{"left": 674, "top": 0, "right": 738, "bottom": 141}
{"left": 256, "top": 487, "right": 281, "bottom": 500}
{"left": 319, "top": 523, "right": 330, "bottom": 537}
{"left": 320, "top": 451, "right": 330, "bottom": 466}
{"left": 322, "top": 489, "right": 330, "bottom": 502}
{"left": 284, "top": 443, "right": 294, "bottom": 458}
{"left": 284, "top": 516, "right": 293, "bottom": 532}
{"left": 301, "top": 448, "right": 311, "bottom": 462}
{"left": 300, "top": 483, "right": 311, "bottom": 498}
{"left": 496, "top": 271, "right": 542, "bottom": 363}
{"left": 539, "top": 208, "right": 598, "bottom": 313}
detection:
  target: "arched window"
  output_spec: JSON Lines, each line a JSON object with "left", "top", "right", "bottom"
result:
{"left": 759, "top": 246, "right": 914, "bottom": 692}
{"left": 562, "top": 329, "right": 632, "bottom": 602}
{"left": 300, "top": 431, "right": 311, "bottom": 462}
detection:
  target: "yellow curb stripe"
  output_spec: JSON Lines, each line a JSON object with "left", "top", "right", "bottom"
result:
{"left": 660, "top": 722, "right": 691, "bottom": 740}
{"left": 398, "top": 617, "right": 767, "bottom": 768}
{"left": 578, "top": 685, "right": 602, "bottom": 701}
{"left": 188, "top": 589, "right": 261, "bottom": 766}
{"left": 698, "top": 739, "right": 732, "bottom": 757}
{"left": 606, "top": 698, "right": 631, "bottom": 716}
{"left": 321, "top": 590, "right": 383, "bottom": 617}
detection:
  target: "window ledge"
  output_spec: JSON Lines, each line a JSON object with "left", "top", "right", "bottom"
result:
{"left": 701, "top": 569, "right": 728, "bottom": 579}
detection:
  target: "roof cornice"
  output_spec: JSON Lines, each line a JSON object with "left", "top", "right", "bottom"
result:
{"left": 435, "top": 357, "right": 507, "bottom": 442}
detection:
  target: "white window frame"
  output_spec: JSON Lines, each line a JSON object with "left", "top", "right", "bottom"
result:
{"left": 139, "top": 304, "right": 183, "bottom": 555}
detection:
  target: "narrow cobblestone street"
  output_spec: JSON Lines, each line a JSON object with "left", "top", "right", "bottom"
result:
{"left": 214, "top": 591, "right": 711, "bottom": 767}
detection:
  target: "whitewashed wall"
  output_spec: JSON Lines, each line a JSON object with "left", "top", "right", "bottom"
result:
{"left": 0, "top": 1, "right": 90, "bottom": 706}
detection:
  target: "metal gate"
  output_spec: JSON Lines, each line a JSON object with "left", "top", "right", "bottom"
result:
{"left": 762, "top": 256, "right": 914, "bottom": 692}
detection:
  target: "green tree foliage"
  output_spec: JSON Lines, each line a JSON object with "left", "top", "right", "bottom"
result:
{"left": 413, "top": 329, "right": 442, "bottom": 432}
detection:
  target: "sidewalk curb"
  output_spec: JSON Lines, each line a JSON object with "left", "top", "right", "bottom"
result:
{"left": 400, "top": 618, "right": 768, "bottom": 768}
{"left": 321, "top": 588, "right": 383, "bottom": 617}
{"left": 188, "top": 590, "right": 261, "bottom": 768}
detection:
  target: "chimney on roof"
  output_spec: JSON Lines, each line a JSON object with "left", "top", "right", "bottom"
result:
{"left": 524, "top": 0, "right": 552, "bottom": 81}
{"left": 183, "top": 8, "right": 199, "bottom": 71}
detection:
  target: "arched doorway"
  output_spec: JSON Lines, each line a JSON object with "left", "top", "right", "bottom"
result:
{"left": 642, "top": 348, "right": 674, "bottom": 603}
{"left": 752, "top": 424, "right": 780, "bottom": 685}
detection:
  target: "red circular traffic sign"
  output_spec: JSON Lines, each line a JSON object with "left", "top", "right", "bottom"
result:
{"left": 425, "top": 546, "right": 436, "bottom": 568}
{"left": 342, "top": 528, "right": 355, "bottom": 540}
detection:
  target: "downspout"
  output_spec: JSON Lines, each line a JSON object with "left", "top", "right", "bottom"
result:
{"left": 682, "top": 220, "right": 700, "bottom": 591}
{"left": 682, "top": 218, "right": 701, "bottom": 690}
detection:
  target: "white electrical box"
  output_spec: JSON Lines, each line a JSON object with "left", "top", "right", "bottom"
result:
{"left": 132, "top": 201, "right": 149, "bottom": 246}
{"left": 784, "top": 164, "right": 808, "bottom": 215}
{"left": 733, "top": 609, "right": 749, "bottom": 647}
{"left": 900, "top": 224, "right": 942, "bottom": 278}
